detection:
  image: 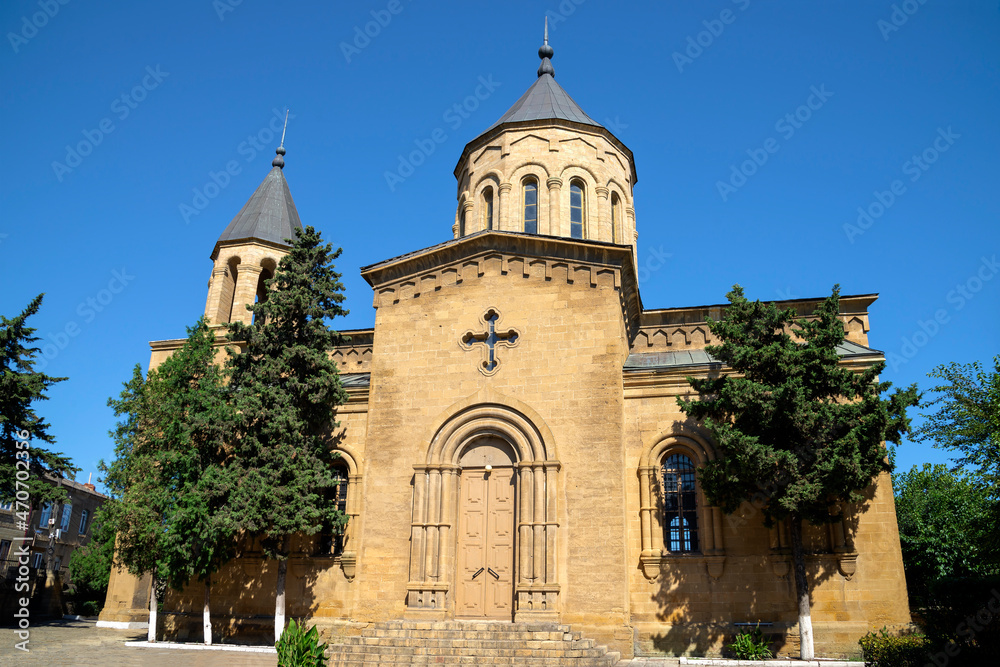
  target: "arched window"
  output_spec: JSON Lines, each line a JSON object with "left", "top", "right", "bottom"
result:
{"left": 318, "top": 464, "right": 349, "bottom": 557}
{"left": 611, "top": 192, "right": 621, "bottom": 244}
{"left": 482, "top": 187, "right": 494, "bottom": 231}
{"left": 459, "top": 206, "right": 467, "bottom": 237}
{"left": 522, "top": 179, "right": 538, "bottom": 234}
{"left": 661, "top": 454, "right": 699, "bottom": 553}
{"left": 570, "top": 181, "right": 585, "bottom": 239}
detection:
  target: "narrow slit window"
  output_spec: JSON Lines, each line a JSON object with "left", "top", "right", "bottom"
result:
{"left": 483, "top": 188, "right": 494, "bottom": 231}
{"left": 570, "top": 182, "right": 584, "bottom": 239}
{"left": 662, "top": 454, "right": 699, "bottom": 553}
{"left": 523, "top": 180, "right": 538, "bottom": 234}
{"left": 611, "top": 193, "right": 621, "bottom": 243}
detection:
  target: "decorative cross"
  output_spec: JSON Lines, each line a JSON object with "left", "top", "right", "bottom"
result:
{"left": 461, "top": 309, "right": 519, "bottom": 374}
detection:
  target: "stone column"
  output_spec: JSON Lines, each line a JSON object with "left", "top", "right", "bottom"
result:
{"left": 427, "top": 469, "right": 442, "bottom": 580}
{"left": 546, "top": 177, "right": 563, "bottom": 236}
{"left": 532, "top": 464, "right": 545, "bottom": 581}
{"left": 595, "top": 186, "right": 609, "bottom": 243}
{"left": 230, "top": 265, "right": 263, "bottom": 326}
{"left": 463, "top": 200, "right": 475, "bottom": 235}
{"left": 203, "top": 265, "right": 234, "bottom": 325}
{"left": 498, "top": 182, "right": 512, "bottom": 231}
{"left": 409, "top": 467, "right": 427, "bottom": 583}
{"left": 544, "top": 464, "right": 559, "bottom": 584}
{"left": 638, "top": 466, "right": 654, "bottom": 555}
{"left": 517, "top": 463, "right": 533, "bottom": 585}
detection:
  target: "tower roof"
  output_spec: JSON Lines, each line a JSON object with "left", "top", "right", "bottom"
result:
{"left": 484, "top": 73, "right": 602, "bottom": 132}
{"left": 214, "top": 146, "right": 302, "bottom": 253}
{"left": 456, "top": 21, "right": 635, "bottom": 184}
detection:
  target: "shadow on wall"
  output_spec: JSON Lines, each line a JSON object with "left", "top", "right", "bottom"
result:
{"left": 646, "top": 420, "right": 869, "bottom": 658}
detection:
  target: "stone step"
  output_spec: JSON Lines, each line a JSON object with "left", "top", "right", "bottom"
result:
{"left": 351, "top": 631, "right": 590, "bottom": 645}
{"left": 327, "top": 620, "right": 617, "bottom": 667}
{"left": 337, "top": 643, "right": 607, "bottom": 658}
{"left": 359, "top": 627, "right": 580, "bottom": 639}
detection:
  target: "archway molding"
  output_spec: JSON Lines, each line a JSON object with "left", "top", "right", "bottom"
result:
{"left": 406, "top": 388, "right": 562, "bottom": 621}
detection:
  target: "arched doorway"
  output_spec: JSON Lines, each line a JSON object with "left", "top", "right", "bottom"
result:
{"left": 455, "top": 438, "right": 517, "bottom": 619}
{"left": 405, "top": 398, "right": 561, "bottom": 622}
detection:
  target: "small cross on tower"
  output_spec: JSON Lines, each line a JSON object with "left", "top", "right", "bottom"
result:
{"left": 461, "top": 309, "right": 519, "bottom": 375}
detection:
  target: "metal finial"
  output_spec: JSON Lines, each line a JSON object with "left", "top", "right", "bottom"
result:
{"left": 537, "top": 17, "right": 554, "bottom": 78}
{"left": 273, "top": 109, "right": 288, "bottom": 168}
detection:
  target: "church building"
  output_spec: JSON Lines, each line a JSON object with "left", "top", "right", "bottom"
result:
{"left": 100, "top": 28, "right": 912, "bottom": 660}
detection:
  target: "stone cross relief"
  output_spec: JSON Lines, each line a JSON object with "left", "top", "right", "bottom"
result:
{"left": 461, "top": 309, "right": 519, "bottom": 375}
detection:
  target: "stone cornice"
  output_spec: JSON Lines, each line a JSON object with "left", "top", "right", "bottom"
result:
{"left": 360, "top": 231, "right": 643, "bottom": 338}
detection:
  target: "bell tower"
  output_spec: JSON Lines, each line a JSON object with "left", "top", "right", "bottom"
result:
{"left": 203, "top": 140, "right": 302, "bottom": 326}
{"left": 452, "top": 20, "right": 638, "bottom": 252}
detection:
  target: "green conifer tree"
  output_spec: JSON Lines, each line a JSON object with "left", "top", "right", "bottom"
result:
{"left": 1, "top": 294, "right": 77, "bottom": 512}
{"left": 679, "top": 285, "right": 918, "bottom": 660}
{"left": 225, "top": 226, "right": 350, "bottom": 642}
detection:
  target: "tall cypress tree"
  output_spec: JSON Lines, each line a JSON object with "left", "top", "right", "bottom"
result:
{"left": 101, "top": 318, "right": 235, "bottom": 643}
{"left": 1, "top": 294, "right": 76, "bottom": 512}
{"left": 679, "top": 285, "right": 918, "bottom": 660}
{"left": 225, "top": 225, "right": 350, "bottom": 642}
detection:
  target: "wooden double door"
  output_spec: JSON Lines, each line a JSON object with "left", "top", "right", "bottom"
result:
{"left": 455, "top": 467, "right": 515, "bottom": 618}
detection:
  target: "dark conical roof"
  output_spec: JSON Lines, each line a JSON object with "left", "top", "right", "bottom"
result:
{"left": 215, "top": 155, "right": 301, "bottom": 251}
{"left": 484, "top": 73, "right": 602, "bottom": 132}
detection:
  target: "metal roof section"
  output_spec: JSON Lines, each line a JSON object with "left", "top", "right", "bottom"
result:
{"left": 485, "top": 71, "right": 602, "bottom": 132}
{"left": 215, "top": 146, "right": 302, "bottom": 251}
{"left": 341, "top": 373, "right": 371, "bottom": 388}
{"left": 623, "top": 340, "right": 884, "bottom": 371}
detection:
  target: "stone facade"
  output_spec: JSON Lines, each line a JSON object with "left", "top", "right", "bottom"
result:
{"left": 99, "top": 41, "right": 911, "bottom": 659}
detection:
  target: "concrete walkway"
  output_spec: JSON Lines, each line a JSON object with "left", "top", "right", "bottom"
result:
{"left": 1, "top": 618, "right": 277, "bottom": 666}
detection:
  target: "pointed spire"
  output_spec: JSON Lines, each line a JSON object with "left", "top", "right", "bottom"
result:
{"left": 537, "top": 17, "right": 554, "bottom": 78}
{"left": 272, "top": 109, "right": 289, "bottom": 168}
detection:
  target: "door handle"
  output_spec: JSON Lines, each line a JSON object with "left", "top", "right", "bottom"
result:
{"left": 488, "top": 568, "right": 500, "bottom": 580}
{"left": 471, "top": 567, "right": 484, "bottom": 580}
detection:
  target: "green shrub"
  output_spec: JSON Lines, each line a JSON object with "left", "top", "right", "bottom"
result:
{"left": 726, "top": 623, "right": 773, "bottom": 660}
{"left": 80, "top": 600, "right": 101, "bottom": 617}
{"left": 858, "top": 627, "right": 929, "bottom": 666}
{"left": 276, "top": 619, "right": 328, "bottom": 667}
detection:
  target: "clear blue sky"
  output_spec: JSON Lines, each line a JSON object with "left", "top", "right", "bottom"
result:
{"left": 2, "top": 1, "right": 997, "bottom": 490}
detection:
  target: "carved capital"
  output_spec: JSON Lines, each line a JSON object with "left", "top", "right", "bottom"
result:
{"left": 498, "top": 182, "right": 513, "bottom": 194}
{"left": 546, "top": 177, "right": 563, "bottom": 190}
{"left": 595, "top": 186, "right": 609, "bottom": 199}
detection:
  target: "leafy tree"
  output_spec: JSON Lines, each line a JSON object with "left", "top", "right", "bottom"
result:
{"left": 68, "top": 514, "right": 115, "bottom": 600}
{"left": 893, "top": 463, "right": 993, "bottom": 605}
{"left": 913, "top": 356, "right": 1000, "bottom": 489}
{"left": 679, "top": 285, "right": 918, "bottom": 660}
{"left": 1, "top": 294, "right": 77, "bottom": 511}
{"left": 101, "top": 319, "right": 235, "bottom": 643}
{"left": 912, "top": 356, "right": 1000, "bottom": 570}
{"left": 225, "top": 226, "right": 350, "bottom": 642}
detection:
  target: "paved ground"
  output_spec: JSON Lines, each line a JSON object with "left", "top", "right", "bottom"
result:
{"left": 0, "top": 619, "right": 687, "bottom": 666}
{"left": 1, "top": 618, "right": 277, "bottom": 667}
